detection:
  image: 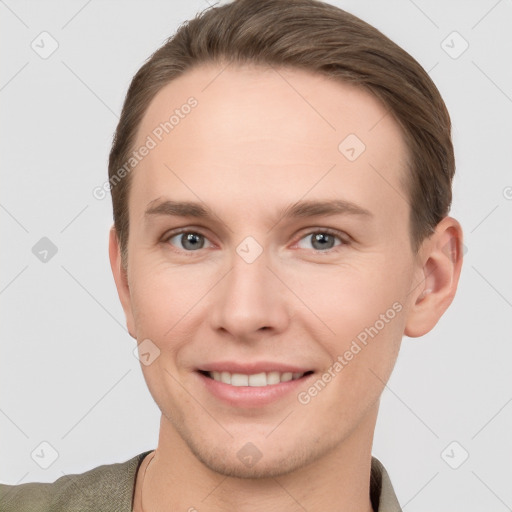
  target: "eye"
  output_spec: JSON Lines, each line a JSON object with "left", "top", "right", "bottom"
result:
{"left": 296, "top": 230, "right": 346, "bottom": 252}
{"left": 165, "top": 231, "right": 213, "bottom": 251}
{"left": 162, "top": 228, "right": 347, "bottom": 253}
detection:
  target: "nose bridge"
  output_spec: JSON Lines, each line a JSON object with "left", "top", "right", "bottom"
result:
{"left": 210, "top": 237, "right": 288, "bottom": 337}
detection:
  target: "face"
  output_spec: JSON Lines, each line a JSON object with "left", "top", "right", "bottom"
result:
{"left": 114, "top": 63, "right": 424, "bottom": 477}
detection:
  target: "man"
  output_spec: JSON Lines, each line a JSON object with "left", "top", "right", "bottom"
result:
{"left": 0, "top": 0, "right": 463, "bottom": 510}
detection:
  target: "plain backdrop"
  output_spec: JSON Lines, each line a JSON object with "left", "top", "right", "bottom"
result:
{"left": 1, "top": 1, "right": 511, "bottom": 510}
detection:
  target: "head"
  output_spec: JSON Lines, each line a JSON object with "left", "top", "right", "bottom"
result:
{"left": 109, "top": 0, "right": 463, "bottom": 478}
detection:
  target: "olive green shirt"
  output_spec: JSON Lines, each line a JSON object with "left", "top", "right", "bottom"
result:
{"left": 0, "top": 452, "right": 402, "bottom": 511}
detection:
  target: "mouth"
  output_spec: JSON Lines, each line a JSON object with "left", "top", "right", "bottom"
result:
{"left": 199, "top": 370, "right": 314, "bottom": 387}
{"left": 196, "top": 366, "right": 315, "bottom": 407}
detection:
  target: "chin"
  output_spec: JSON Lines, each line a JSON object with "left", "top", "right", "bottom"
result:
{"left": 183, "top": 431, "right": 332, "bottom": 480}
{"left": 193, "top": 448, "right": 309, "bottom": 479}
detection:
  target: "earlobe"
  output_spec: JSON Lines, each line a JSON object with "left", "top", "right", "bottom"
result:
{"left": 404, "top": 217, "right": 464, "bottom": 338}
{"left": 108, "top": 226, "right": 137, "bottom": 339}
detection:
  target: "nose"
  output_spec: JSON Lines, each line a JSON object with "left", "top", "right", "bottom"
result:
{"left": 209, "top": 245, "right": 290, "bottom": 342}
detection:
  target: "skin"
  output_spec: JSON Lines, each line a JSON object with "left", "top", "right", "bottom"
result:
{"left": 109, "top": 62, "right": 463, "bottom": 512}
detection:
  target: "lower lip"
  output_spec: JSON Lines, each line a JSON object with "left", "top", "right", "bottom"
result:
{"left": 197, "top": 372, "right": 314, "bottom": 408}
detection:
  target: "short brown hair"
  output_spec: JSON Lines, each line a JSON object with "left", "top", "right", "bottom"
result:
{"left": 108, "top": 0, "right": 454, "bottom": 269}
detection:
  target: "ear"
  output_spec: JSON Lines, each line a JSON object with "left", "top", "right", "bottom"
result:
{"left": 404, "top": 216, "right": 464, "bottom": 338}
{"left": 108, "top": 225, "right": 136, "bottom": 339}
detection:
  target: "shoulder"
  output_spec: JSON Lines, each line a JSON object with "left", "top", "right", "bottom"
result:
{"left": 0, "top": 451, "right": 150, "bottom": 512}
{"left": 370, "top": 456, "right": 402, "bottom": 512}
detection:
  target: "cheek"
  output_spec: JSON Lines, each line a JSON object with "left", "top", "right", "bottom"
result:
{"left": 128, "top": 259, "right": 219, "bottom": 366}
{"left": 129, "top": 258, "right": 200, "bottom": 327}
{"left": 129, "top": 263, "right": 205, "bottom": 410}
{"left": 297, "top": 260, "right": 408, "bottom": 389}
{"left": 302, "top": 291, "right": 405, "bottom": 425}
{"left": 300, "top": 261, "right": 406, "bottom": 335}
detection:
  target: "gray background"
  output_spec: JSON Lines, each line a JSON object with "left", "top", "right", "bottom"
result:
{"left": 1, "top": 0, "right": 511, "bottom": 510}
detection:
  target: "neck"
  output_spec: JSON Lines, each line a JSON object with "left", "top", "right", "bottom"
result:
{"left": 135, "top": 406, "right": 378, "bottom": 512}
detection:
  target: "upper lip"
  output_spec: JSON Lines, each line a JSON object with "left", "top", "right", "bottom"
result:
{"left": 198, "top": 362, "right": 313, "bottom": 374}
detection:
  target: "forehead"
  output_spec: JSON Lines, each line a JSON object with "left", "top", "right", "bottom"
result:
{"left": 130, "top": 63, "right": 409, "bottom": 227}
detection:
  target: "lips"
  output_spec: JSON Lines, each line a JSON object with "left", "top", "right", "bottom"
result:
{"left": 195, "top": 362, "right": 315, "bottom": 407}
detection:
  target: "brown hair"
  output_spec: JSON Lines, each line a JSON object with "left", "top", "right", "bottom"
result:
{"left": 108, "top": 0, "right": 454, "bottom": 269}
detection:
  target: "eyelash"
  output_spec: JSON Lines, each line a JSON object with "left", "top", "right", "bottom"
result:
{"left": 161, "top": 227, "right": 350, "bottom": 255}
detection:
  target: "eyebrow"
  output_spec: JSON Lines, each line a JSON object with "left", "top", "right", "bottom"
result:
{"left": 144, "top": 198, "right": 373, "bottom": 222}
{"left": 279, "top": 199, "right": 373, "bottom": 219}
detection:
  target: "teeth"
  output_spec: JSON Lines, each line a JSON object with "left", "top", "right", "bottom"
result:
{"left": 248, "top": 372, "right": 267, "bottom": 387}
{"left": 267, "top": 371, "right": 280, "bottom": 385}
{"left": 281, "top": 372, "right": 293, "bottom": 382}
{"left": 231, "top": 373, "right": 248, "bottom": 386}
{"left": 207, "top": 370, "right": 306, "bottom": 387}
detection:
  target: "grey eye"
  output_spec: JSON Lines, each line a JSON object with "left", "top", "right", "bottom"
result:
{"left": 168, "top": 232, "right": 209, "bottom": 251}
{"left": 297, "top": 232, "right": 342, "bottom": 251}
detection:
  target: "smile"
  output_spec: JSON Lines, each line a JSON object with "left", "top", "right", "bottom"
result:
{"left": 196, "top": 362, "right": 316, "bottom": 407}
{"left": 203, "top": 370, "right": 310, "bottom": 387}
